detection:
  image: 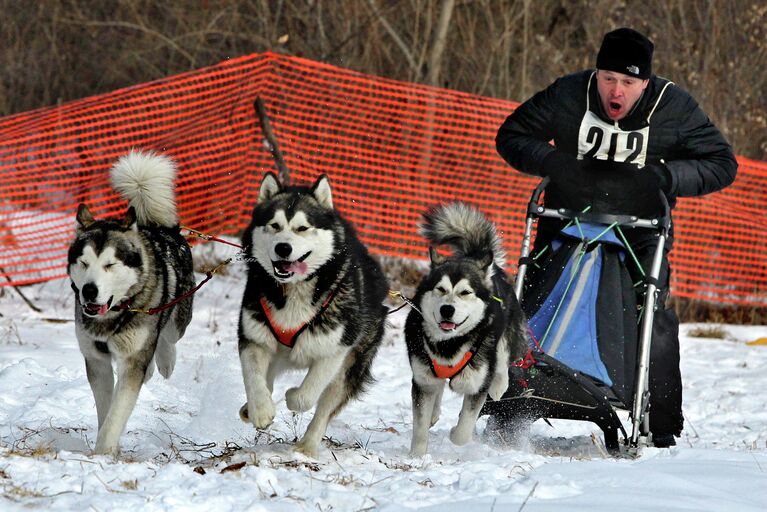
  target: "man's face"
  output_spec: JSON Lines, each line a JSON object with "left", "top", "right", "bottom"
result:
{"left": 596, "top": 70, "right": 649, "bottom": 121}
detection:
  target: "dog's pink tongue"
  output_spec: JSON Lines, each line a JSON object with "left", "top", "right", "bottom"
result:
{"left": 97, "top": 303, "right": 110, "bottom": 315}
{"left": 288, "top": 261, "right": 309, "bottom": 275}
{"left": 440, "top": 321, "right": 456, "bottom": 330}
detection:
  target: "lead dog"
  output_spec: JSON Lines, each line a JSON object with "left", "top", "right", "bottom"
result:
{"left": 237, "top": 172, "right": 388, "bottom": 457}
{"left": 405, "top": 202, "right": 528, "bottom": 456}
{"left": 67, "top": 150, "right": 194, "bottom": 455}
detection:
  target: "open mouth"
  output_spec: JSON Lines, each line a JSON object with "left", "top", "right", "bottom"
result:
{"left": 83, "top": 296, "right": 113, "bottom": 317}
{"left": 272, "top": 251, "right": 311, "bottom": 279}
{"left": 438, "top": 317, "right": 467, "bottom": 332}
{"left": 608, "top": 101, "right": 622, "bottom": 116}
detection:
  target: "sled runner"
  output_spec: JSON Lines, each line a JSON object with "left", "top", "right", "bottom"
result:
{"left": 481, "top": 177, "right": 671, "bottom": 456}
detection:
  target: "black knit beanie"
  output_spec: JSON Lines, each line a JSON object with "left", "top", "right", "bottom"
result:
{"left": 596, "top": 28, "right": 654, "bottom": 79}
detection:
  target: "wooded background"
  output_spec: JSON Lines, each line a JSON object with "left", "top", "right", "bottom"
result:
{"left": 2, "top": 0, "right": 765, "bottom": 160}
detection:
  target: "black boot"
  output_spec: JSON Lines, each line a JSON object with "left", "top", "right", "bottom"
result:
{"left": 652, "top": 433, "right": 677, "bottom": 448}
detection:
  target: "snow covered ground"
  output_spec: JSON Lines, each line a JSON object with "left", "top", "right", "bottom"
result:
{"left": 1, "top": 247, "right": 766, "bottom": 511}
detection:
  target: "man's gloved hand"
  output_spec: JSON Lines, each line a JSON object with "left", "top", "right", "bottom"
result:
{"left": 585, "top": 158, "right": 670, "bottom": 216}
{"left": 645, "top": 163, "right": 672, "bottom": 194}
{"left": 539, "top": 150, "right": 581, "bottom": 182}
{"left": 539, "top": 150, "right": 593, "bottom": 212}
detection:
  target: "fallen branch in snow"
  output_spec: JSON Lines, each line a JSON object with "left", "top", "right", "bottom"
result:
{"left": 220, "top": 461, "right": 247, "bottom": 473}
{"left": 267, "top": 456, "right": 321, "bottom": 472}
{"left": 517, "top": 481, "right": 539, "bottom": 511}
{"left": 93, "top": 473, "right": 134, "bottom": 494}
{"left": 1, "top": 267, "right": 42, "bottom": 313}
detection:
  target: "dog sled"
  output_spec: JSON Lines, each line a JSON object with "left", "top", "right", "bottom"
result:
{"left": 480, "top": 177, "right": 671, "bottom": 456}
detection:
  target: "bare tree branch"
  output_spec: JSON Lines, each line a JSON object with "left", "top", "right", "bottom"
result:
{"left": 364, "top": 0, "right": 420, "bottom": 76}
{"left": 426, "top": 0, "right": 456, "bottom": 87}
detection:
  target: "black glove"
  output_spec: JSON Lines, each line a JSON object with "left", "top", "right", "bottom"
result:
{"left": 645, "top": 163, "right": 672, "bottom": 194}
{"left": 539, "top": 150, "right": 581, "bottom": 181}
{"left": 539, "top": 150, "right": 594, "bottom": 212}
{"left": 585, "top": 159, "right": 669, "bottom": 217}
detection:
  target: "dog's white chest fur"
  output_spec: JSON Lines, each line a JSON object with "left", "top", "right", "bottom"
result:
{"left": 446, "top": 363, "right": 487, "bottom": 395}
{"left": 241, "top": 281, "right": 346, "bottom": 366}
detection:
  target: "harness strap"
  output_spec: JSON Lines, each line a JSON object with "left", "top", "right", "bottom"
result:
{"left": 259, "top": 289, "right": 336, "bottom": 348}
{"left": 182, "top": 226, "right": 244, "bottom": 249}
{"left": 429, "top": 332, "right": 485, "bottom": 380}
{"left": 512, "top": 348, "right": 538, "bottom": 369}
{"left": 431, "top": 350, "right": 475, "bottom": 380}
{"left": 118, "top": 258, "right": 232, "bottom": 315}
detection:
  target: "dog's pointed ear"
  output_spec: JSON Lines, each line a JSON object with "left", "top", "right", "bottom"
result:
{"left": 123, "top": 206, "right": 138, "bottom": 230}
{"left": 478, "top": 251, "right": 494, "bottom": 272}
{"left": 428, "top": 246, "right": 445, "bottom": 266}
{"left": 311, "top": 174, "right": 333, "bottom": 209}
{"left": 76, "top": 204, "right": 95, "bottom": 229}
{"left": 258, "top": 172, "right": 282, "bottom": 203}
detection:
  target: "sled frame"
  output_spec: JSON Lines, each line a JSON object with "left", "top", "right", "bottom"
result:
{"left": 516, "top": 177, "right": 671, "bottom": 453}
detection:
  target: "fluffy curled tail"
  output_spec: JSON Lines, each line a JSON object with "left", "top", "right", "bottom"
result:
{"left": 420, "top": 202, "right": 506, "bottom": 269}
{"left": 110, "top": 149, "right": 178, "bottom": 228}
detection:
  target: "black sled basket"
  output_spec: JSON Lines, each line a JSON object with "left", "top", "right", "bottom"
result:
{"left": 480, "top": 178, "right": 671, "bottom": 455}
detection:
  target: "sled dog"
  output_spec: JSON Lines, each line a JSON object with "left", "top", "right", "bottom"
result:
{"left": 238, "top": 172, "right": 388, "bottom": 457}
{"left": 405, "top": 202, "right": 528, "bottom": 456}
{"left": 67, "top": 150, "right": 194, "bottom": 455}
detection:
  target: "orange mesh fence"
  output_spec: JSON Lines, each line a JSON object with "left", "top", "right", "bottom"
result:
{"left": 1, "top": 52, "right": 765, "bottom": 306}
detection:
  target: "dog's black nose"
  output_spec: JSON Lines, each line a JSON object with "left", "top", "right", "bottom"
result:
{"left": 440, "top": 304, "right": 455, "bottom": 319}
{"left": 274, "top": 243, "right": 292, "bottom": 258}
{"left": 82, "top": 282, "right": 98, "bottom": 302}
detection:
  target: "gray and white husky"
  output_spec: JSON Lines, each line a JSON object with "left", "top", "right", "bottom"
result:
{"left": 238, "top": 172, "right": 388, "bottom": 458}
{"left": 67, "top": 150, "right": 194, "bottom": 455}
{"left": 405, "top": 202, "right": 528, "bottom": 456}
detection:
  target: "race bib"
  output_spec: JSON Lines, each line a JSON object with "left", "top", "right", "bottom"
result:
{"left": 577, "top": 110, "right": 649, "bottom": 166}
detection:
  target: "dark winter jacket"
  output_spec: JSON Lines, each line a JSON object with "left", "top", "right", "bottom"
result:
{"left": 496, "top": 70, "right": 737, "bottom": 222}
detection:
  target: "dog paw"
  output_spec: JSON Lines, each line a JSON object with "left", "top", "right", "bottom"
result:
{"left": 449, "top": 425, "right": 473, "bottom": 446}
{"left": 239, "top": 401, "right": 275, "bottom": 429}
{"left": 294, "top": 439, "right": 319, "bottom": 459}
{"left": 285, "top": 387, "right": 314, "bottom": 412}
{"left": 409, "top": 443, "right": 428, "bottom": 458}
{"left": 155, "top": 341, "right": 176, "bottom": 379}
{"left": 488, "top": 374, "right": 509, "bottom": 401}
{"left": 94, "top": 440, "right": 119, "bottom": 456}
{"left": 155, "top": 359, "right": 175, "bottom": 380}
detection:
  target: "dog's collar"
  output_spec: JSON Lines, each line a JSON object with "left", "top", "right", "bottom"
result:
{"left": 113, "top": 297, "right": 133, "bottom": 311}
{"left": 258, "top": 289, "right": 336, "bottom": 348}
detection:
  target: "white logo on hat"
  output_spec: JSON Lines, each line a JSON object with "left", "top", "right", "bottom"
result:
{"left": 627, "top": 65, "right": 640, "bottom": 75}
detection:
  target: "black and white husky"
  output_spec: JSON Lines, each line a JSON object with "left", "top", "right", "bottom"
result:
{"left": 238, "top": 172, "right": 388, "bottom": 458}
{"left": 405, "top": 202, "right": 528, "bottom": 456}
{"left": 67, "top": 150, "right": 194, "bottom": 455}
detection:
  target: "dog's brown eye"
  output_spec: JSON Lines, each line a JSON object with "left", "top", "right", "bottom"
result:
{"left": 436, "top": 286, "right": 447, "bottom": 294}
{"left": 80, "top": 260, "right": 89, "bottom": 269}
{"left": 270, "top": 223, "right": 281, "bottom": 231}
{"left": 104, "top": 263, "right": 115, "bottom": 270}
{"left": 459, "top": 290, "right": 472, "bottom": 296}
{"left": 295, "top": 226, "right": 309, "bottom": 232}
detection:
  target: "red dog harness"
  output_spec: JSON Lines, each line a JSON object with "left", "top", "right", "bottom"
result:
{"left": 429, "top": 336, "right": 484, "bottom": 380}
{"left": 258, "top": 291, "right": 336, "bottom": 348}
{"left": 431, "top": 350, "right": 475, "bottom": 379}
